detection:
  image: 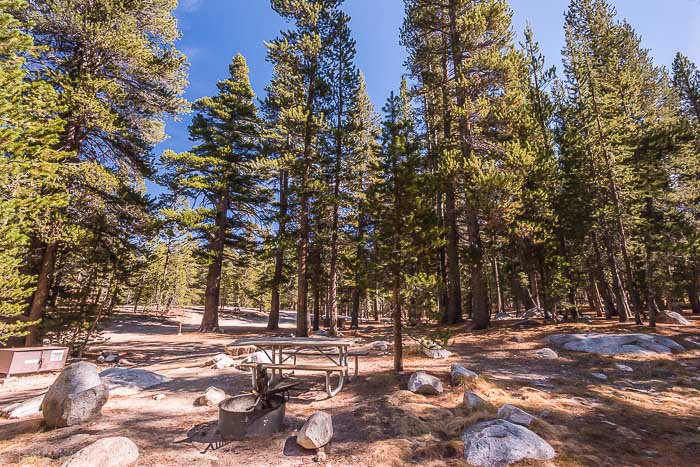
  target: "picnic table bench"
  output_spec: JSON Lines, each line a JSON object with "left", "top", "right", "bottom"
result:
{"left": 231, "top": 337, "right": 365, "bottom": 397}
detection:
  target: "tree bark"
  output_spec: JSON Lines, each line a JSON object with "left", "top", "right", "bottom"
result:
{"left": 201, "top": 194, "right": 228, "bottom": 332}
{"left": 296, "top": 63, "right": 318, "bottom": 338}
{"left": 392, "top": 272, "right": 403, "bottom": 373}
{"left": 447, "top": 0, "right": 487, "bottom": 328}
{"left": 445, "top": 182, "right": 462, "bottom": 324}
{"left": 493, "top": 255, "right": 504, "bottom": 314}
{"left": 312, "top": 244, "right": 322, "bottom": 331}
{"left": 25, "top": 241, "right": 59, "bottom": 346}
{"left": 269, "top": 170, "right": 288, "bottom": 330}
{"left": 688, "top": 265, "right": 700, "bottom": 315}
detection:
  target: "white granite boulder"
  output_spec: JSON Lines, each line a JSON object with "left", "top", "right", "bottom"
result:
{"left": 656, "top": 311, "right": 690, "bottom": 325}
{"left": 497, "top": 404, "right": 536, "bottom": 426}
{"left": 461, "top": 419, "right": 555, "bottom": 466}
{"left": 549, "top": 333, "right": 684, "bottom": 356}
{"left": 408, "top": 371, "right": 443, "bottom": 395}
{"left": 43, "top": 362, "right": 109, "bottom": 428}
{"left": 61, "top": 436, "right": 139, "bottom": 467}
{"left": 463, "top": 392, "right": 487, "bottom": 411}
{"left": 451, "top": 364, "right": 478, "bottom": 385}
{"left": 533, "top": 348, "right": 558, "bottom": 360}
{"left": 197, "top": 386, "right": 226, "bottom": 407}
{"left": 297, "top": 412, "right": 333, "bottom": 449}
{"left": 99, "top": 368, "right": 171, "bottom": 396}
{"left": 207, "top": 353, "right": 236, "bottom": 369}
{"left": 372, "top": 341, "right": 389, "bottom": 351}
{"left": 1, "top": 393, "right": 44, "bottom": 419}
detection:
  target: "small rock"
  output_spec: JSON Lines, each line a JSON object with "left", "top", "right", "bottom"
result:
{"left": 461, "top": 419, "right": 555, "bottom": 466}
{"left": 61, "top": 436, "right": 139, "bottom": 467}
{"left": 152, "top": 394, "right": 166, "bottom": 401}
{"left": 43, "top": 362, "right": 109, "bottom": 428}
{"left": 591, "top": 372, "right": 608, "bottom": 381}
{"left": 615, "top": 364, "right": 633, "bottom": 372}
{"left": 510, "top": 336, "right": 525, "bottom": 343}
{"left": 313, "top": 450, "right": 328, "bottom": 462}
{"left": 208, "top": 353, "right": 236, "bottom": 369}
{"left": 100, "top": 351, "right": 119, "bottom": 363}
{"left": 497, "top": 404, "right": 536, "bottom": 426}
{"left": 313, "top": 329, "right": 328, "bottom": 336}
{"left": 451, "top": 364, "right": 478, "bottom": 385}
{"left": 534, "top": 348, "right": 558, "bottom": 359}
{"left": 514, "top": 319, "right": 541, "bottom": 329}
{"left": 539, "top": 410, "right": 551, "bottom": 418}
{"left": 297, "top": 412, "right": 333, "bottom": 449}
{"left": 197, "top": 386, "right": 226, "bottom": 407}
{"left": 422, "top": 347, "right": 452, "bottom": 359}
{"left": 656, "top": 310, "right": 690, "bottom": 326}
{"left": 464, "top": 392, "right": 487, "bottom": 410}
{"left": 494, "top": 311, "right": 509, "bottom": 320}
{"left": 522, "top": 308, "right": 544, "bottom": 319}
{"left": 372, "top": 341, "right": 389, "bottom": 351}
{"left": 408, "top": 371, "right": 443, "bottom": 395}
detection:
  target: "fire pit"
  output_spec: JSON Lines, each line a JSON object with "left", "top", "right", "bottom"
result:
{"left": 218, "top": 393, "right": 286, "bottom": 440}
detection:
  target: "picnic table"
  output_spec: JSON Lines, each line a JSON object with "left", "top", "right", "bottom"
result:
{"left": 229, "top": 337, "right": 363, "bottom": 397}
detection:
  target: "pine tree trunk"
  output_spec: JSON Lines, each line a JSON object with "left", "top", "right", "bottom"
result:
{"left": 466, "top": 202, "right": 489, "bottom": 329}
{"left": 201, "top": 194, "right": 227, "bottom": 332}
{"left": 447, "top": 0, "right": 487, "bottom": 328}
{"left": 600, "top": 231, "right": 631, "bottom": 322}
{"left": 350, "top": 209, "right": 366, "bottom": 329}
{"left": 591, "top": 235, "right": 617, "bottom": 318}
{"left": 269, "top": 170, "right": 288, "bottom": 330}
{"left": 296, "top": 66, "right": 317, "bottom": 338}
{"left": 494, "top": 255, "right": 504, "bottom": 314}
{"left": 328, "top": 186, "right": 340, "bottom": 336}
{"left": 688, "top": 265, "right": 700, "bottom": 315}
{"left": 25, "top": 241, "right": 59, "bottom": 347}
{"left": 312, "top": 244, "right": 321, "bottom": 331}
{"left": 392, "top": 272, "right": 403, "bottom": 373}
{"left": 445, "top": 183, "right": 462, "bottom": 324}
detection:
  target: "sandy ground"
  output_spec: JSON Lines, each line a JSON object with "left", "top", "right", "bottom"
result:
{"left": 1, "top": 308, "right": 699, "bottom": 466}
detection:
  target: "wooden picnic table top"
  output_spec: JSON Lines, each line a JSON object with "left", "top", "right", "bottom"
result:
{"left": 229, "top": 337, "right": 355, "bottom": 347}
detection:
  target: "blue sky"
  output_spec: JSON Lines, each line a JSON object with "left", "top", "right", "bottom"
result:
{"left": 152, "top": 0, "right": 700, "bottom": 191}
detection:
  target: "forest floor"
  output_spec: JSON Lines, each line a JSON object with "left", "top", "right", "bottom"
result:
{"left": 1, "top": 308, "right": 699, "bottom": 466}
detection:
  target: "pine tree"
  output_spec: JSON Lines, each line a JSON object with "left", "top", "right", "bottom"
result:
{"left": 0, "top": 0, "right": 68, "bottom": 342}
{"left": 323, "top": 9, "right": 359, "bottom": 335}
{"left": 346, "top": 73, "right": 381, "bottom": 328}
{"left": 561, "top": 0, "right": 681, "bottom": 324}
{"left": 267, "top": 0, "right": 342, "bottom": 337}
{"left": 162, "top": 54, "right": 266, "bottom": 332}
{"left": 374, "top": 78, "right": 427, "bottom": 372}
{"left": 17, "top": 0, "right": 187, "bottom": 345}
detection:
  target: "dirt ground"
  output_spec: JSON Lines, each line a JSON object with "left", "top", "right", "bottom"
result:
{"left": 1, "top": 308, "right": 699, "bottom": 466}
